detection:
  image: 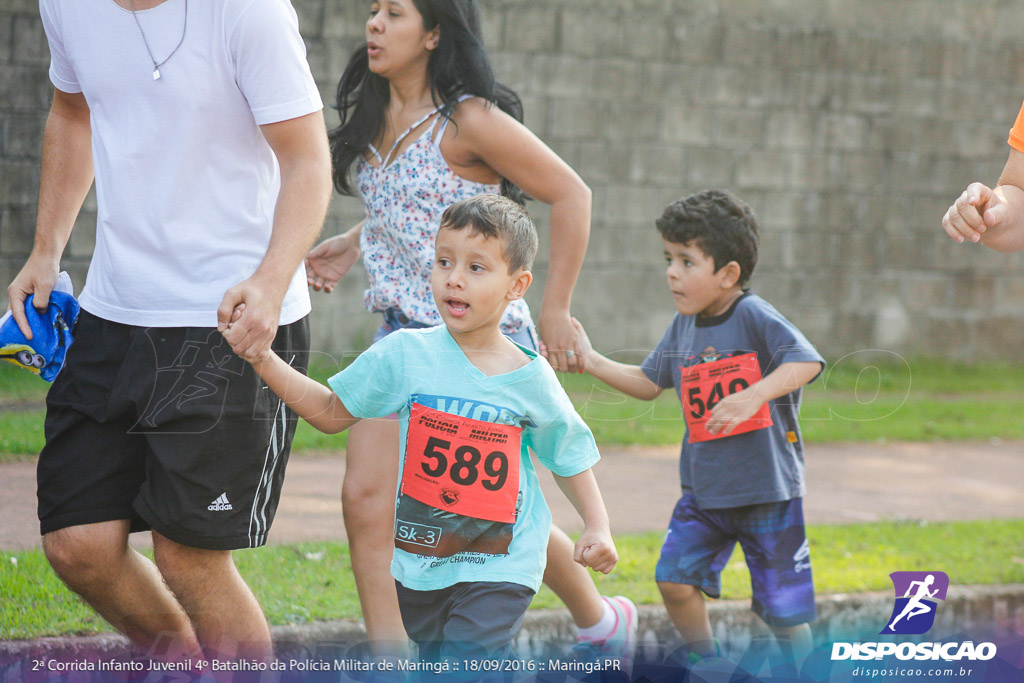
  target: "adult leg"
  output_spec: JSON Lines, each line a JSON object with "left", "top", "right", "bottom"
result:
{"left": 43, "top": 520, "right": 199, "bottom": 656}
{"left": 37, "top": 314, "right": 196, "bottom": 653}
{"left": 342, "top": 417, "right": 408, "bottom": 654}
{"left": 152, "top": 531, "right": 270, "bottom": 661}
{"left": 658, "top": 582, "right": 717, "bottom": 657}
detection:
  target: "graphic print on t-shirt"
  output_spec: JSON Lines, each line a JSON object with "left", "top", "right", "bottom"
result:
{"left": 680, "top": 348, "right": 772, "bottom": 443}
{"left": 395, "top": 394, "right": 532, "bottom": 558}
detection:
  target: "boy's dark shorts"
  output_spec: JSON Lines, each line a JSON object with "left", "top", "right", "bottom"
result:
{"left": 37, "top": 310, "right": 310, "bottom": 550}
{"left": 395, "top": 580, "right": 535, "bottom": 661}
{"left": 655, "top": 493, "right": 816, "bottom": 628}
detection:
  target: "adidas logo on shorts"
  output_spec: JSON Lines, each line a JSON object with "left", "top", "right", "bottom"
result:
{"left": 208, "top": 493, "right": 233, "bottom": 512}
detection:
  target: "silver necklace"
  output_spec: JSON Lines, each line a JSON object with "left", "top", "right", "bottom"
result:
{"left": 126, "top": 0, "right": 188, "bottom": 81}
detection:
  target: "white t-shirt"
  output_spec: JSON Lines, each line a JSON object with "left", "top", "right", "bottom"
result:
{"left": 39, "top": 0, "right": 323, "bottom": 327}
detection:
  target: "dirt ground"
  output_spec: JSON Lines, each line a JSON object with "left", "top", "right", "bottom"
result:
{"left": 2, "top": 440, "right": 1022, "bottom": 550}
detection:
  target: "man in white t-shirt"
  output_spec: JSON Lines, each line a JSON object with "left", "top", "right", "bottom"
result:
{"left": 5, "top": 0, "right": 332, "bottom": 661}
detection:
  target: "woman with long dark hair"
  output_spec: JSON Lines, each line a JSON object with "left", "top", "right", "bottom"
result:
{"left": 306, "top": 0, "right": 636, "bottom": 661}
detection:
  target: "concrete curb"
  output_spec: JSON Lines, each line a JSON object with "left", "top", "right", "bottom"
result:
{"left": 3, "top": 584, "right": 1023, "bottom": 664}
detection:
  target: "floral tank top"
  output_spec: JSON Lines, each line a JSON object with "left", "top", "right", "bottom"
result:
{"left": 356, "top": 98, "right": 530, "bottom": 333}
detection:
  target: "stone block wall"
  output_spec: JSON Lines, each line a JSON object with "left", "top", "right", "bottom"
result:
{"left": 4, "top": 0, "right": 1024, "bottom": 360}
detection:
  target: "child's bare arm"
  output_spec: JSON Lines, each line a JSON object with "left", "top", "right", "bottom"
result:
{"left": 551, "top": 469, "right": 618, "bottom": 574}
{"left": 942, "top": 148, "right": 1024, "bottom": 252}
{"left": 705, "top": 360, "right": 821, "bottom": 436}
{"left": 248, "top": 350, "right": 359, "bottom": 435}
{"left": 572, "top": 318, "right": 663, "bottom": 400}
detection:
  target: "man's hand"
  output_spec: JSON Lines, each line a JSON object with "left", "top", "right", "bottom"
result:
{"left": 573, "top": 527, "right": 618, "bottom": 574}
{"left": 8, "top": 89, "right": 94, "bottom": 340}
{"left": 306, "top": 232, "right": 361, "bottom": 293}
{"left": 942, "top": 182, "right": 1009, "bottom": 243}
{"left": 539, "top": 310, "right": 583, "bottom": 373}
{"left": 218, "top": 277, "right": 284, "bottom": 362}
{"left": 705, "top": 387, "right": 766, "bottom": 436}
{"left": 6, "top": 255, "right": 60, "bottom": 340}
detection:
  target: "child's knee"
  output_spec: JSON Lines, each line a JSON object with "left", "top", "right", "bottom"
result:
{"left": 658, "top": 581, "right": 702, "bottom": 605}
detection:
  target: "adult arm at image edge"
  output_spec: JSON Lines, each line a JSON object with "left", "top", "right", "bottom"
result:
{"left": 457, "top": 100, "right": 592, "bottom": 372}
{"left": 6, "top": 89, "right": 93, "bottom": 340}
{"left": 980, "top": 150, "right": 1024, "bottom": 252}
{"left": 943, "top": 145, "right": 1024, "bottom": 252}
{"left": 220, "top": 111, "right": 333, "bottom": 359}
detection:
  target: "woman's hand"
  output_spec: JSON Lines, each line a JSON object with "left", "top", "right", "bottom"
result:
{"left": 539, "top": 309, "right": 584, "bottom": 373}
{"left": 305, "top": 230, "right": 362, "bottom": 293}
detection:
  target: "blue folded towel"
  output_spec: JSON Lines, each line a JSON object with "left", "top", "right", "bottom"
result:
{"left": 0, "top": 288, "right": 80, "bottom": 382}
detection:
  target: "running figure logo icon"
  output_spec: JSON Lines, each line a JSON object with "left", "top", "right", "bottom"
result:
{"left": 880, "top": 571, "right": 949, "bottom": 635}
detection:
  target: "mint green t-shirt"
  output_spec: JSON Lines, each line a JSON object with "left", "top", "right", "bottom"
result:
{"left": 328, "top": 326, "right": 600, "bottom": 592}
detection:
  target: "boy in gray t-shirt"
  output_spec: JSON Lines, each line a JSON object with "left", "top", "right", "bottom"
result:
{"left": 572, "top": 190, "right": 824, "bottom": 669}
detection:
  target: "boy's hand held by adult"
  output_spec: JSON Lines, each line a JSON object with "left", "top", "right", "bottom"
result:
{"left": 218, "top": 276, "right": 285, "bottom": 362}
{"left": 570, "top": 317, "right": 597, "bottom": 373}
{"left": 221, "top": 302, "right": 273, "bottom": 365}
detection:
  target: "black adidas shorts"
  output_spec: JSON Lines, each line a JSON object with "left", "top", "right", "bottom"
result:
{"left": 37, "top": 310, "right": 310, "bottom": 550}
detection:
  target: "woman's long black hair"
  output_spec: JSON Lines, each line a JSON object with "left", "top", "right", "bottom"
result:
{"left": 329, "top": 0, "right": 526, "bottom": 204}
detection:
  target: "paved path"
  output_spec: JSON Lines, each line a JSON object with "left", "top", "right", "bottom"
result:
{"left": 2, "top": 441, "right": 1022, "bottom": 550}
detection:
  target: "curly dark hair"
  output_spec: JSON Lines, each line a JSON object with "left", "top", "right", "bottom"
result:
{"left": 655, "top": 190, "right": 759, "bottom": 286}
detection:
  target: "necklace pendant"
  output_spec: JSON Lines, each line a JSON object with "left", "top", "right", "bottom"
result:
{"left": 153, "top": 68, "right": 161, "bottom": 80}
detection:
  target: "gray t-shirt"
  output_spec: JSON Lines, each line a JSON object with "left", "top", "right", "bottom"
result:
{"left": 642, "top": 293, "right": 824, "bottom": 509}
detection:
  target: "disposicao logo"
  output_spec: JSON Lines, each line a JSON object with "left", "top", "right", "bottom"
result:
{"left": 831, "top": 570, "right": 997, "bottom": 663}
{"left": 880, "top": 571, "right": 949, "bottom": 635}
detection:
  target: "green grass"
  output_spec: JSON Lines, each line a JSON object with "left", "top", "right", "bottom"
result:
{"left": 0, "top": 359, "right": 53, "bottom": 402}
{"left": 4, "top": 355, "right": 1024, "bottom": 461}
{"left": 3, "top": 520, "right": 1023, "bottom": 640}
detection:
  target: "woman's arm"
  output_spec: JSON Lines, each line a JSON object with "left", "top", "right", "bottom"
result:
{"left": 449, "top": 100, "right": 591, "bottom": 373}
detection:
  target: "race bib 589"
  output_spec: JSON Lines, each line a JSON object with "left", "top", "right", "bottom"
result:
{"left": 401, "top": 403, "right": 521, "bottom": 524}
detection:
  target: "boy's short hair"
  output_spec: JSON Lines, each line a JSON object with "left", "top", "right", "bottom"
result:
{"left": 656, "top": 190, "right": 759, "bottom": 287}
{"left": 439, "top": 194, "right": 538, "bottom": 273}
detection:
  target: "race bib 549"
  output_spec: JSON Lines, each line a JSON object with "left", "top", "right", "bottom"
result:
{"left": 680, "top": 352, "right": 772, "bottom": 443}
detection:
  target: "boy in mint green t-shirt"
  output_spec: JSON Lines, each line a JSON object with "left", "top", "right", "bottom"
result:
{"left": 227, "top": 194, "right": 617, "bottom": 661}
